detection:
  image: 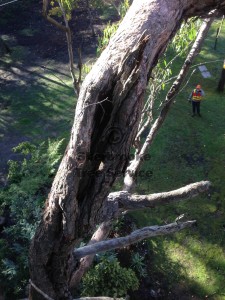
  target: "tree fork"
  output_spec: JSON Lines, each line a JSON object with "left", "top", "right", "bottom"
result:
{"left": 29, "top": 1, "right": 225, "bottom": 299}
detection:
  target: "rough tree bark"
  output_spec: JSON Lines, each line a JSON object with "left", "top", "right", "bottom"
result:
{"left": 29, "top": 1, "right": 225, "bottom": 299}
{"left": 70, "top": 16, "right": 215, "bottom": 287}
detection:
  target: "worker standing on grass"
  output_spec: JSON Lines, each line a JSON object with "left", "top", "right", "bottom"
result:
{"left": 188, "top": 84, "right": 205, "bottom": 117}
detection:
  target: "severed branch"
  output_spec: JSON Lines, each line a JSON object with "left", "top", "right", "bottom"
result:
{"left": 70, "top": 180, "right": 210, "bottom": 287}
{"left": 74, "top": 220, "right": 196, "bottom": 259}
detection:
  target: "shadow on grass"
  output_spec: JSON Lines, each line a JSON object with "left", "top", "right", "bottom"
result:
{"left": 0, "top": 55, "right": 76, "bottom": 184}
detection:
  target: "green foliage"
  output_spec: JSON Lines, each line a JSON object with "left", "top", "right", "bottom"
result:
{"left": 97, "top": 22, "right": 119, "bottom": 55}
{"left": 81, "top": 253, "right": 139, "bottom": 297}
{"left": 148, "top": 19, "right": 200, "bottom": 108}
{"left": 97, "top": 0, "right": 131, "bottom": 55}
{"left": 172, "top": 19, "right": 200, "bottom": 53}
{"left": 82, "top": 63, "right": 94, "bottom": 76}
{"left": 118, "top": 0, "right": 130, "bottom": 18}
{"left": 49, "top": 0, "right": 78, "bottom": 20}
{"left": 131, "top": 252, "right": 147, "bottom": 278}
{"left": 132, "top": 20, "right": 225, "bottom": 298}
{"left": 0, "top": 139, "right": 64, "bottom": 298}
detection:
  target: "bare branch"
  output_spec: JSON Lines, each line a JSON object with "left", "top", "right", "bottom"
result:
{"left": 74, "top": 297, "right": 125, "bottom": 300}
{"left": 74, "top": 220, "right": 196, "bottom": 259}
{"left": 21, "top": 298, "right": 124, "bottom": 300}
{"left": 42, "top": 0, "right": 68, "bottom": 32}
{"left": 107, "top": 180, "right": 211, "bottom": 212}
{"left": 42, "top": 0, "right": 80, "bottom": 95}
{"left": 69, "top": 15, "right": 214, "bottom": 290}
{"left": 29, "top": 280, "right": 54, "bottom": 300}
{"left": 124, "top": 15, "right": 215, "bottom": 191}
{"left": 58, "top": 0, "right": 80, "bottom": 95}
{"left": 70, "top": 221, "right": 112, "bottom": 288}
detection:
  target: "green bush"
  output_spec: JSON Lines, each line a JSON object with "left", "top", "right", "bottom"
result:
{"left": 81, "top": 253, "right": 139, "bottom": 298}
{"left": 0, "top": 139, "right": 65, "bottom": 298}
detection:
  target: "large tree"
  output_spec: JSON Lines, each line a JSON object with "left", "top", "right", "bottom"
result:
{"left": 29, "top": 1, "right": 225, "bottom": 299}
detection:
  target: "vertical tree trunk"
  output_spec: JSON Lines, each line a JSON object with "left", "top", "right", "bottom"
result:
{"left": 86, "top": 0, "right": 95, "bottom": 36}
{"left": 217, "top": 60, "right": 225, "bottom": 92}
{"left": 29, "top": 1, "right": 225, "bottom": 299}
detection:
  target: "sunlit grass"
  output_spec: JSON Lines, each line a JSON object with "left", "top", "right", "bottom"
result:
{"left": 132, "top": 20, "right": 225, "bottom": 299}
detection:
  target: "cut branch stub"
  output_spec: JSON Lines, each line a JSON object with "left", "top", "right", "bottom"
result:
{"left": 103, "top": 181, "right": 211, "bottom": 215}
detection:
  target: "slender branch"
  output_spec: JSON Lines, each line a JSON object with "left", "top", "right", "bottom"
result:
{"left": 74, "top": 297, "right": 124, "bottom": 300}
{"left": 42, "top": 0, "right": 80, "bottom": 95}
{"left": 74, "top": 220, "right": 196, "bottom": 259}
{"left": 107, "top": 180, "right": 211, "bottom": 212}
{"left": 29, "top": 280, "right": 54, "bottom": 300}
{"left": 42, "top": 0, "right": 68, "bottom": 32}
{"left": 58, "top": 0, "right": 80, "bottom": 95}
{"left": 70, "top": 221, "right": 112, "bottom": 288}
{"left": 124, "top": 15, "right": 215, "bottom": 191}
{"left": 0, "top": 0, "right": 19, "bottom": 7}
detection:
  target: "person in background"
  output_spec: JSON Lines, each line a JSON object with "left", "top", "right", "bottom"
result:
{"left": 188, "top": 84, "right": 205, "bottom": 117}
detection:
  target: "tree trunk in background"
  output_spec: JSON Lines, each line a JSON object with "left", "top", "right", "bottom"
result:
{"left": 29, "top": 0, "right": 225, "bottom": 299}
{"left": 0, "top": 37, "right": 11, "bottom": 57}
{"left": 217, "top": 60, "right": 225, "bottom": 92}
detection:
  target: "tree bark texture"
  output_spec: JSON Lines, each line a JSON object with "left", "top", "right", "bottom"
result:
{"left": 29, "top": 1, "right": 225, "bottom": 299}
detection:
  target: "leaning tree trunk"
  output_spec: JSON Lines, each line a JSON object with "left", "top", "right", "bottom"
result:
{"left": 29, "top": 0, "right": 225, "bottom": 299}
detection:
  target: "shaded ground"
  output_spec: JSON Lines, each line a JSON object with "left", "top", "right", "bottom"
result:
{"left": 0, "top": 0, "right": 118, "bottom": 186}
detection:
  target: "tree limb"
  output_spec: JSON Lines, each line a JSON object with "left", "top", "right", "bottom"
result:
{"left": 74, "top": 220, "right": 196, "bottom": 259}
{"left": 124, "top": 15, "right": 215, "bottom": 191}
{"left": 29, "top": 280, "right": 54, "bottom": 300}
{"left": 70, "top": 221, "right": 112, "bottom": 288}
{"left": 69, "top": 14, "right": 214, "bottom": 289}
{"left": 42, "top": 0, "right": 80, "bottom": 95}
{"left": 107, "top": 180, "right": 211, "bottom": 213}
{"left": 74, "top": 297, "right": 124, "bottom": 300}
{"left": 42, "top": 0, "right": 68, "bottom": 32}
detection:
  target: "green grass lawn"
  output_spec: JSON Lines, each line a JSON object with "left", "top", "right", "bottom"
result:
{"left": 132, "top": 19, "right": 225, "bottom": 299}
{"left": 0, "top": 50, "right": 75, "bottom": 141}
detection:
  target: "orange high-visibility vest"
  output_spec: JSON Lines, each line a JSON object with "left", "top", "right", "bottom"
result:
{"left": 192, "top": 89, "right": 202, "bottom": 101}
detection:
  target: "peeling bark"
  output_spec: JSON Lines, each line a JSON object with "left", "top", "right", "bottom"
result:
{"left": 29, "top": 1, "right": 225, "bottom": 299}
